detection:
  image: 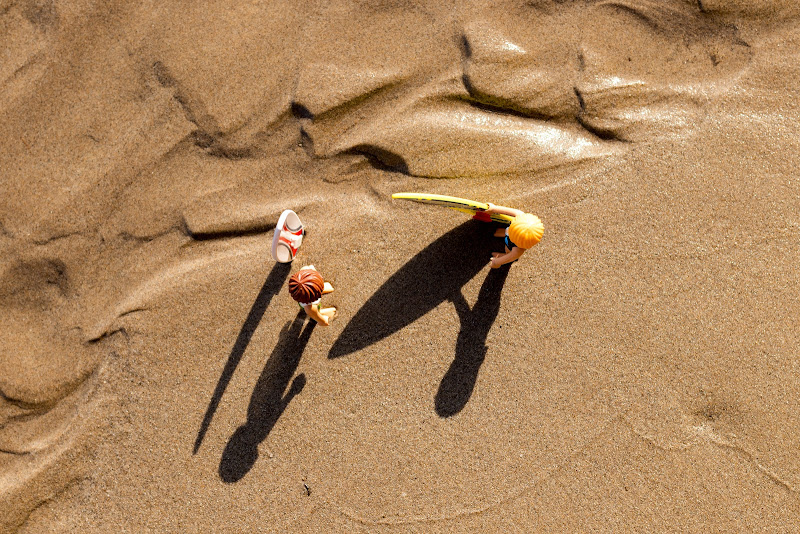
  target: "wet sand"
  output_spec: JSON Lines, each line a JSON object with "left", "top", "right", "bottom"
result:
{"left": 2, "top": 0, "right": 800, "bottom": 531}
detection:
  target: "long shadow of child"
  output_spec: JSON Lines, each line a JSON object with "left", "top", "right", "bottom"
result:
{"left": 219, "top": 312, "right": 315, "bottom": 483}
{"left": 194, "top": 262, "right": 291, "bottom": 454}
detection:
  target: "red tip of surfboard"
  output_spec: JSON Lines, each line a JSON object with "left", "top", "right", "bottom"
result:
{"left": 472, "top": 211, "right": 491, "bottom": 222}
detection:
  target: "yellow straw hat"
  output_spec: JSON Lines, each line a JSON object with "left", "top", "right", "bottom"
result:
{"left": 508, "top": 213, "right": 544, "bottom": 249}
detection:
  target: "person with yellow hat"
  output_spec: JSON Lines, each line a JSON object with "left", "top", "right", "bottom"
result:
{"left": 484, "top": 203, "right": 544, "bottom": 269}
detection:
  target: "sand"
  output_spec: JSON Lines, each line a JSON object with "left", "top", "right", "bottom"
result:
{"left": 2, "top": 0, "right": 800, "bottom": 531}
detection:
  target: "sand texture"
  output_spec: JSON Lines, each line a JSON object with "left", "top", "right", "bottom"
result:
{"left": 2, "top": 0, "right": 800, "bottom": 531}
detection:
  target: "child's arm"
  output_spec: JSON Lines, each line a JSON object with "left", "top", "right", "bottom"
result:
{"left": 305, "top": 304, "right": 331, "bottom": 326}
{"left": 490, "top": 247, "right": 525, "bottom": 268}
{"left": 485, "top": 203, "right": 524, "bottom": 218}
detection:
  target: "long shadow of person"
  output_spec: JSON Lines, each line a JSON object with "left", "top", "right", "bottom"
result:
{"left": 328, "top": 220, "right": 496, "bottom": 359}
{"left": 219, "top": 312, "right": 315, "bottom": 483}
{"left": 435, "top": 265, "right": 510, "bottom": 417}
{"left": 194, "top": 262, "right": 291, "bottom": 454}
{"left": 328, "top": 219, "right": 510, "bottom": 416}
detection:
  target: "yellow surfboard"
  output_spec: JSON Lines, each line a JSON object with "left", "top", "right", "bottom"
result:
{"left": 391, "top": 193, "right": 514, "bottom": 224}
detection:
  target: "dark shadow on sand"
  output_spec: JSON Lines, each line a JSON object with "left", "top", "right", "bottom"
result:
{"left": 219, "top": 312, "right": 315, "bottom": 483}
{"left": 328, "top": 219, "right": 509, "bottom": 417}
{"left": 328, "top": 220, "right": 497, "bottom": 359}
{"left": 435, "top": 265, "right": 510, "bottom": 417}
{"left": 193, "top": 262, "right": 291, "bottom": 454}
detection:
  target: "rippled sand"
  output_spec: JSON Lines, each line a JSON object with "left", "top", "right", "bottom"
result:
{"left": 2, "top": 0, "right": 800, "bottom": 531}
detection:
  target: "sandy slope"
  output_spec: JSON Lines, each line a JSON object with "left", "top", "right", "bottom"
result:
{"left": 2, "top": 0, "right": 800, "bottom": 531}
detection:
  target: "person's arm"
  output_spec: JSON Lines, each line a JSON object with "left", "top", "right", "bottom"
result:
{"left": 490, "top": 247, "right": 525, "bottom": 268}
{"left": 305, "top": 304, "right": 331, "bottom": 326}
{"left": 485, "top": 203, "right": 524, "bottom": 218}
